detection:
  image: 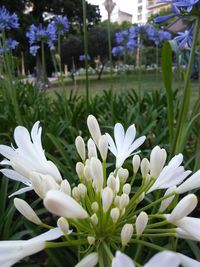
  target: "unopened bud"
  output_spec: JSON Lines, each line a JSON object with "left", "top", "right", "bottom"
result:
{"left": 76, "top": 162, "right": 85, "bottom": 180}
{"left": 90, "top": 157, "right": 103, "bottom": 191}
{"left": 102, "top": 187, "right": 114, "bottom": 212}
{"left": 136, "top": 211, "right": 148, "bottom": 237}
{"left": 75, "top": 136, "right": 86, "bottom": 162}
{"left": 57, "top": 217, "right": 69, "bottom": 235}
{"left": 123, "top": 184, "right": 131, "bottom": 195}
{"left": 121, "top": 224, "right": 133, "bottom": 246}
{"left": 110, "top": 207, "right": 120, "bottom": 223}
{"left": 72, "top": 187, "right": 80, "bottom": 201}
{"left": 168, "top": 194, "right": 197, "bottom": 223}
{"left": 83, "top": 165, "right": 91, "bottom": 181}
{"left": 91, "top": 214, "right": 98, "bottom": 225}
{"left": 78, "top": 183, "right": 87, "bottom": 198}
{"left": 132, "top": 155, "right": 140, "bottom": 173}
{"left": 14, "top": 198, "right": 41, "bottom": 225}
{"left": 119, "top": 194, "right": 129, "bottom": 210}
{"left": 60, "top": 179, "right": 71, "bottom": 196}
{"left": 87, "top": 115, "right": 101, "bottom": 146}
{"left": 141, "top": 158, "right": 150, "bottom": 178}
{"left": 91, "top": 202, "right": 99, "bottom": 213}
{"left": 150, "top": 146, "right": 167, "bottom": 178}
{"left": 136, "top": 192, "right": 145, "bottom": 204}
{"left": 75, "top": 252, "right": 98, "bottom": 267}
{"left": 118, "top": 168, "right": 129, "bottom": 183}
{"left": 114, "top": 196, "right": 120, "bottom": 207}
{"left": 87, "top": 138, "right": 97, "bottom": 158}
{"left": 107, "top": 175, "right": 117, "bottom": 192}
{"left": 87, "top": 236, "right": 95, "bottom": 245}
{"left": 98, "top": 135, "right": 108, "bottom": 161}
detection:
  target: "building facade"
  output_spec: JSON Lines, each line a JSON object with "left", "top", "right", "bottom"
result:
{"left": 132, "top": 0, "right": 170, "bottom": 24}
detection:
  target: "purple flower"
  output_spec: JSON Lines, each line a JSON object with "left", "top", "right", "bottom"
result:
{"left": 30, "top": 45, "right": 40, "bottom": 56}
{"left": 112, "top": 46, "right": 124, "bottom": 57}
{"left": 115, "top": 30, "right": 129, "bottom": 44}
{"left": 154, "top": 4, "right": 180, "bottom": 23}
{"left": 26, "top": 23, "right": 57, "bottom": 55}
{"left": 79, "top": 54, "right": 91, "bottom": 61}
{"left": 0, "top": 6, "right": 19, "bottom": 30}
{"left": 52, "top": 15, "right": 69, "bottom": 35}
{"left": 174, "top": 27, "right": 193, "bottom": 48}
{"left": 0, "top": 38, "right": 18, "bottom": 54}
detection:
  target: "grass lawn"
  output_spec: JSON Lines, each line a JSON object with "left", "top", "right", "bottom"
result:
{"left": 49, "top": 71, "right": 200, "bottom": 101}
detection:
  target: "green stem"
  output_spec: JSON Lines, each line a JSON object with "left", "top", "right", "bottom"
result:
{"left": 171, "top": 17, "right": 200, "bottom": 155}
{"left": 82, "top": 0, "right": 89, "bottom": 111}
{"left": 46, "top": 239, "right": 87, "bottom": 248}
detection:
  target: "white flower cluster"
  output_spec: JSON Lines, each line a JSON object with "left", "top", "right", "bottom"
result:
{"left": 0, "top": 115, "right": 200, "bottom": 267}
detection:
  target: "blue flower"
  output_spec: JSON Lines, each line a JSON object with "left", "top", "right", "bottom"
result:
{"left": 30, "top": 45, "right": 40, "bottom": 56}
{"left": 26, "top": 23, "right": 57, "bottom": 55}
{"left": 0, "top": 38, "right": 18, "bottom": 54}
{"left": 0, "top": 6, "right": 19, "bottom": 30}
{"left": 154, "top": 4, "right": 180, "bottom": 23}
{"left": 79, "top": 54, "right": 91, "bottom": 61}
{"left": 112, "top": 46, "right": 124, "bottom": 57}
{"left": 174, "top": 27, "right": 193, "bottom": 48}
{"left": 52, "top": 15, "right": 69, "bottom": 35}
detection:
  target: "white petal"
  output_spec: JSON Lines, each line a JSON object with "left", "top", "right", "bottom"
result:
{"left": 144, "top": 251, "right": 180, "bottom": 267}
{"left": 75, "top": 252, "right": 98, "bottom": 267}
{"left": 177, "top": 253, "right": 200, "bottom": 267}
{"left": 1, "top": 169, "right": 30, "bottom": 185}
{"left": 114, "top": 123, "right": 125, "bottom": 153}
{"left": 123, "top": 124, "right": 136, "bottom": 152}
{"left": 105, "top": 133, "right": 117, "bottom": 156}
{"left": 112, "top": 251, "right": 135, "bottom": 267}
{"left": 0, "top": 145, "right": 15, "bottom": 159}
{"left": 176, "top": 170, "right": 200, "bottom": 194}
{"left": 9, "top": 187, "right": 33, "bottom": 198}
{"left": 127, "top": 136, "right": 146, "bottom": 155}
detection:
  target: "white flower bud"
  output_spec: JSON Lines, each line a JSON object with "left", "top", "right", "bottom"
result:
{"left": 159, "top": 186, "right": 176, "bottom": 213}
{"left": 75, "top": 252, "right": 98, "bottom": 267}
{"left": 78, "top": 183, "right": 87, "bottom": 198}
{"left": 168, "top": 194, "right": 198, "bottom": 223}
{"left": 98, "top": 135, "right": 108, "bottom": 161}
{"left": 87, "top": 138, "right": 97, "bottom": 158}
{"left": 87, "top": 236, "right": 95, "bottom": 245}
{"left": 136, "top": 211, "right": 148, "bottom": 237}
{"left": 44, "top": 190, "right": 88, "bottom": 219}
{"left": 60, "top": 179, "right": 71, "bottom": 196}
{"left": 121, "top": 224, "right": 133, "bottom": 246}
{"left": 114, "top": 196, "right": 121, "bottom": 207}
{"left": 83, "top": 165, "right": 91, "bottom": 181}
{"left": 118, "top": 168, "right": 129, "bottom": 183}
{"left": 132, "top": 155, "right": 140, "bottom": 173}
{"left": 75, "top": 136, "right": 86, "bottom": 162}
{"left": 141, "top": 158, "right": 150, "bottom": 178}
{"left": 102, "top": 187, "right": 114, "bottom": 212}
{"left": 136, "top": 192, "right": 145, "bottom": 204}
{"left": 91, "top": 202, "right": 99, "bottom": 213}
{"left": 123, "top": 184, "right": 131, "bottom": 195}
{"left": 57, "top": 217, "right": 69, "bottom": 235}
{"left": 72, "top": 187, "right": 80, "bottom": 201}
{"left": 150, "top": 146, "right": 167, "bottom": 178}
{"left": 121, "top": 208, "right": 126, "bottom": 216}
{"left": 90, "top": 214, "right": 98, "bottom": 225}
{"left": 90, "top": 157, "right": 103, "bottom": 191}
{"left": 110, "top": 207, "right": 120, "bottom": 223}
{"left": 119, "top": 194, "right": 130, "bottom": 210}
{"left": 87, "top": 115, "right": 101, "bottom": 146}
{"left": 76, "top": 162, "right": 85, "bottom": 180}
{"left": 107, "top": 175, "right": 117, "bottom": 192}
{"left": 14, "top": 198, "right": 41, "bottom": 225}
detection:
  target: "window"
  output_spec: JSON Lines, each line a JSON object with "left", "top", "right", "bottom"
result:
{"left": 138, "top": 14, "right": 142, "bottom": 20}
{"left": 138, "top": 6, "right": 142, "bottom": 12}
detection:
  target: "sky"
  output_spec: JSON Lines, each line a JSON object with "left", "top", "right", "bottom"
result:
{"left": 87, "top": 0, "right": 135, "bottom": 21}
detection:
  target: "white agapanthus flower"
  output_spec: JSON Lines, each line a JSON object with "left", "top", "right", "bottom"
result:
{"left": 0, "top": 228, "right": 63, "bottom": 267}
{"left": 112, "top": 251, "right": 200, "bottom": 267}
{"left": 0, "top": 122, "right": 62, "bottom": 196}
{"left": 147, "top": 154, "right": 191, "bottom": 193}
{"left": 106, "top": 123, "right": 146, "bottom": 168}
